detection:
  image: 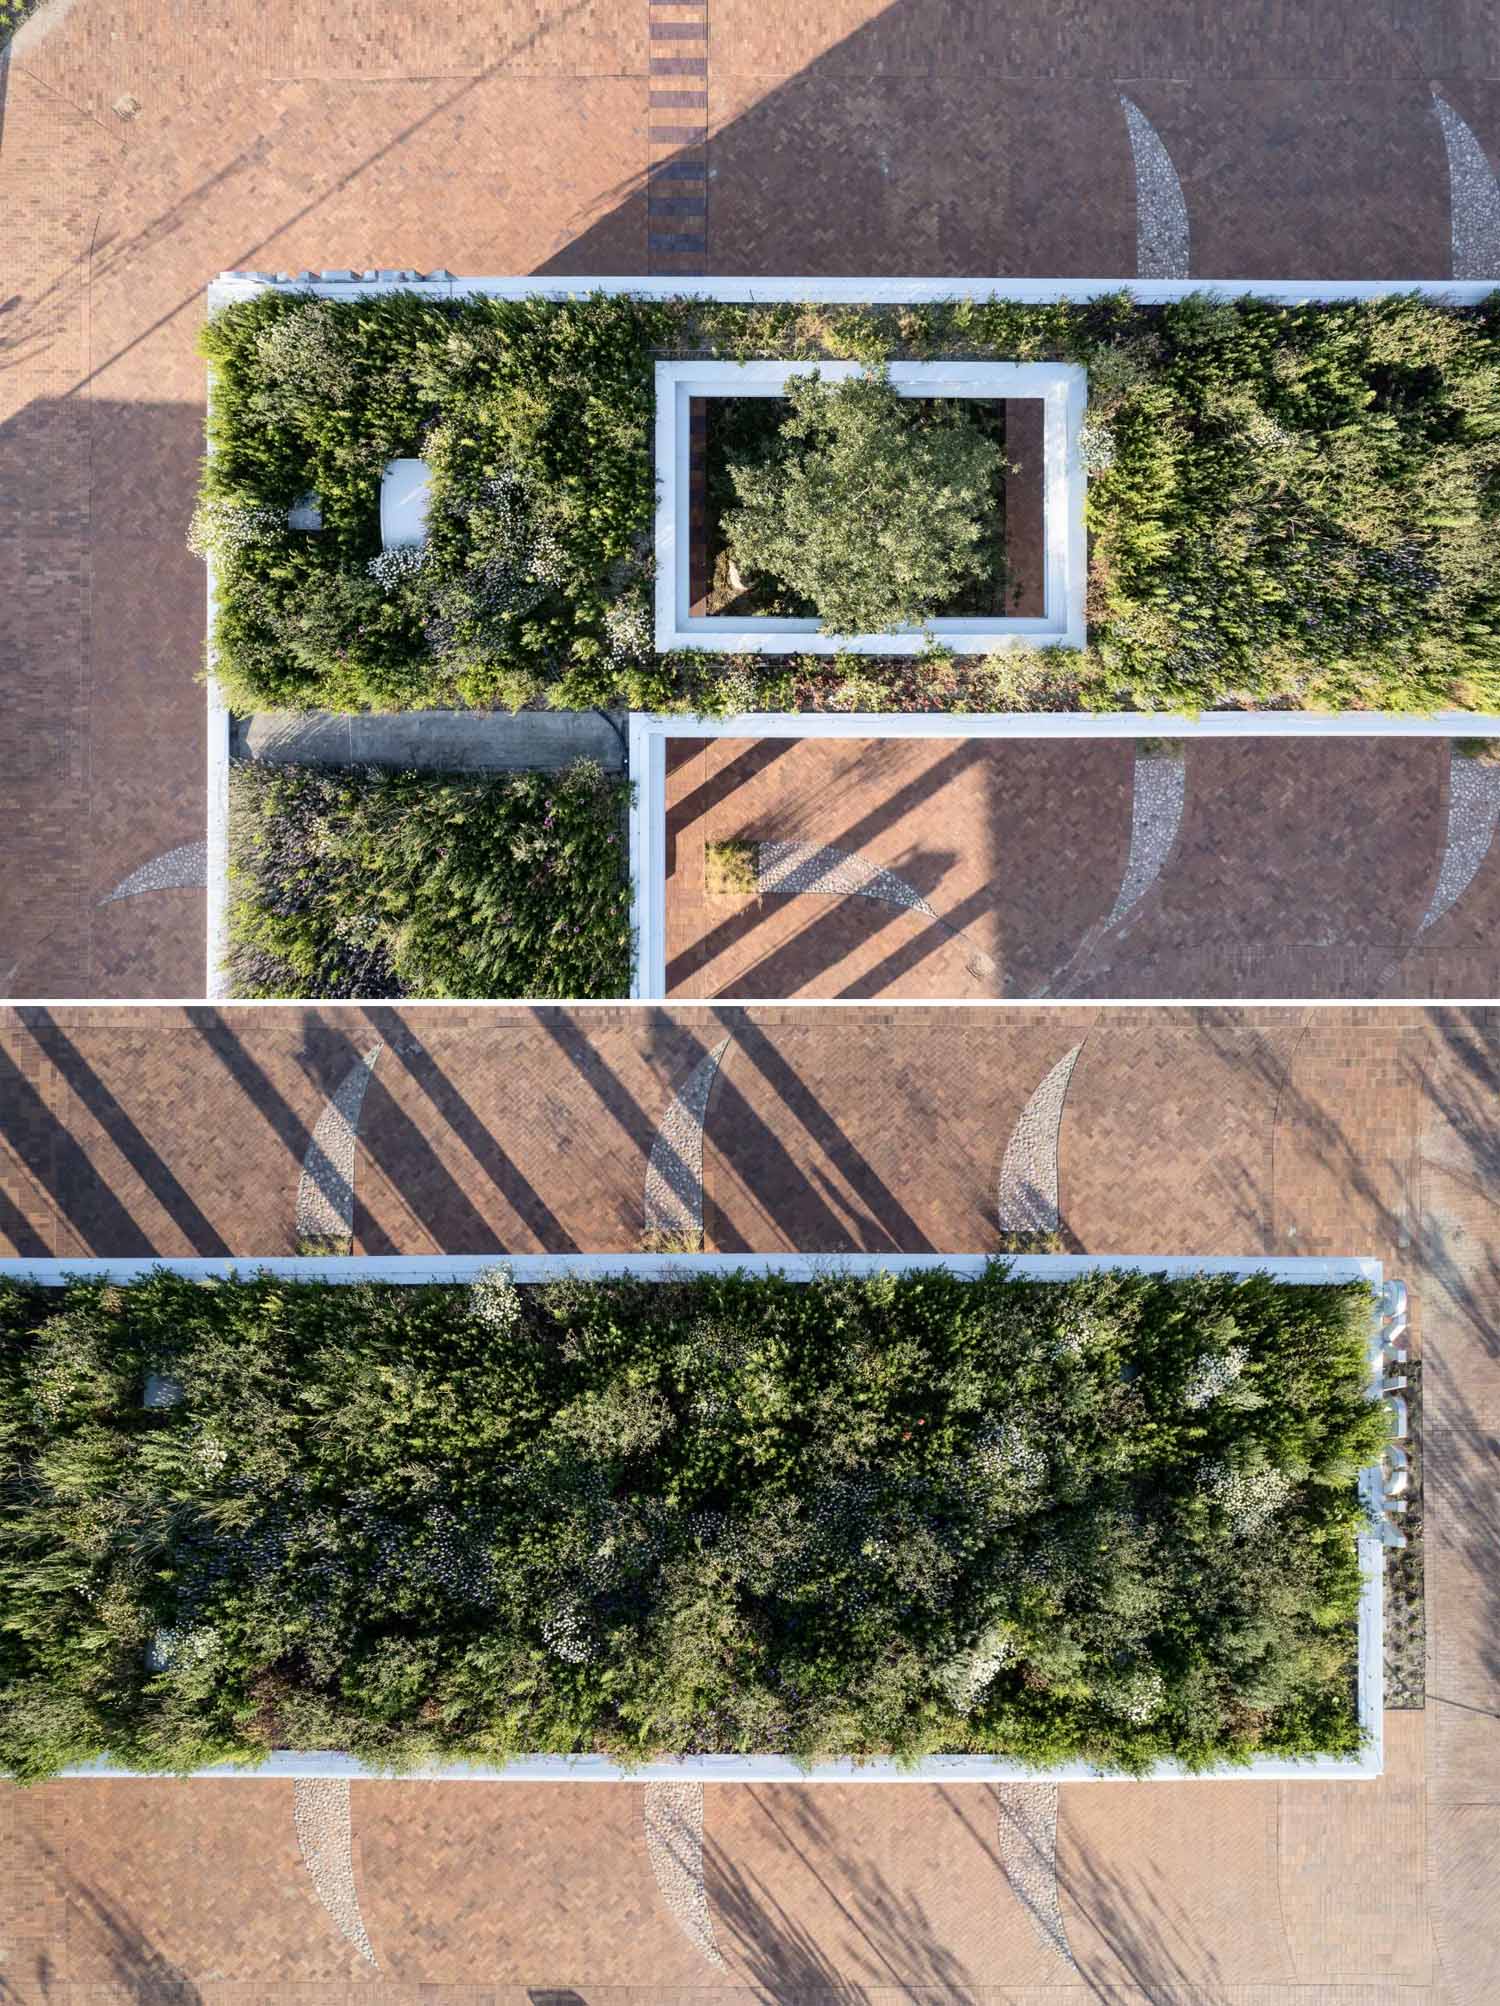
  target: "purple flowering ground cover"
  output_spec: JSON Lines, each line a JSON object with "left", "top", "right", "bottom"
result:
{"left": 225, "top": 757, "right": 630, "bottom": 998}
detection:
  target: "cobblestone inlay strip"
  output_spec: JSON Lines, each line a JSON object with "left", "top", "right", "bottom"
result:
{"left": 98, "top": 840, "right": 208, "bottom": 905}
{"left": 1119, "top": 96, "right": 1191, "bottom": 279}
{"left": 997, "top": 1045, "right": 1082, "bottom": 1235}
{"left": 1431, "top": 87, "right": 1500, "bottom": 281}
{"left": 295, "top": 1045, "right": 381, "bottom": 1248}
{"left": 1419, "top": 753, "right": 1500, "bottom": 933}
{"left": 292, "top": 1777, "right": 380, "bottom": 1969}
{"left": 1104, "top": 752, "right": 1187, "bottom": 930}
{"left": 644, "top": 1035, "right": 731, "bottom": 1241}
{"left": 996, "top": 1783, "right": 1077, "bottom": 1968}
{"left": 642, "top": 1780, "right": 728, "bottom": 1972}
{"left": 756, "top": 840, "right": 939, "bottom": 916}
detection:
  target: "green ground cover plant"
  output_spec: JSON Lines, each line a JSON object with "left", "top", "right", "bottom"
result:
{"left": 703, "top": 838, "right": 757, "bottom": 894}
{"left": 0, "top": 0, "right": 39, "bottom": 43}
{"left": 199, "top": 287, "right": 1500, "bottom": 715}
{"left": 225, "top": 757, "right": 630, "bottom": 999}
{"left": 0, "top": 1265, "right": 1384, "bottom": 1780}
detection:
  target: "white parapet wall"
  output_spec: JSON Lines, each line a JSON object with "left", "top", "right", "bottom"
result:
{"left": 652, "top": 358, "right": 1087, "bottom": 655}
{"left": 625, "top": 708, "right": 1500, "bottom": 998}
{"left": 4, "top": 1250, "right": 1391, "bottom": 1783}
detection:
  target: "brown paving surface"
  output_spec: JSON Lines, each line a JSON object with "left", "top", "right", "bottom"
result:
{"left": 1073, "top": 739, "right": 1459, "bottom": 1000}
{"left": 357, "top": 1784, "right": 709, "bottom": 1987}
{"left": 704, "top": 1784, "right": 1057, "bottom": 1990}
{"left": 665, "top": 737, "right": 1131, "bottom": 1000}
{"left": 3, "top": 0, "right": 1499, "bottom": 996}
{"left": 1, "top": 1002, "right": 1499, "bottom": 1999}
{"left": 664, "top": 736, "right": 1494, "bottom": 1002}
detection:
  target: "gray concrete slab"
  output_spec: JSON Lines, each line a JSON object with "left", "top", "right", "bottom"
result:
{"left": 238, "top": 709, "right": 627, "bottom": 774}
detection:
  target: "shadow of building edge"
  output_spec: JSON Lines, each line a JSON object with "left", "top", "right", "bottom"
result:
{"left": 530, "top": 0, "right": 1134, "bottom": 282}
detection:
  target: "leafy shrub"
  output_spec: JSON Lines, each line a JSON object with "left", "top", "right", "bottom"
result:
{"left": 721, "top": 369, "right": 1005, "bottom": 632}
{"left": 0, "top": 1265, "right": 1385, "bottom": 1779}
{"left": 225, "top": 757, "right": 630, "bottom": 999}
{"left": 0, "top": 0, "right": 39, "bottom": 40}
{"left": 704, "top": 838, "right": 757, "bottom": 894}
{"left": 199, "top": 288, "right": 1500, "bottom": 714}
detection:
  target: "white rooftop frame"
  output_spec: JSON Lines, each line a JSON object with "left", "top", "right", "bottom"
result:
{"left": 203, "top": 272, "right": 1500, "bottom": 1000}
{"left": 653, "top": 358, "right": 1087, "bottom": 654}
{"left": 5, "top": 1249, "right": 1387, "bottom": 1785}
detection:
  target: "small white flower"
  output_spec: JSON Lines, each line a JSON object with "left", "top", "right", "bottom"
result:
{"left": 1105, "top": 1666, "right": 1165, "bottom": 1722}
{"left": 1077, "top": 417, "right": 1116, "bottom": 474}
{"left": 937, "top": 1622, "right": 1015, "bottom": 1713}
{"left": 542, "top": 1599, "right": 595, "bottom": 1664}
{"left": 1183, "top": 1344, "right": 1248, "bottom": 1410}
{"left": 469, "top": 1265, "right": 523, "bottom": 1333}
{"left": 367, "top": 543, "right": 431, "bottom": 589}
{"left": 1203, "top": 1458, "right": 1292, "bottom": 1537}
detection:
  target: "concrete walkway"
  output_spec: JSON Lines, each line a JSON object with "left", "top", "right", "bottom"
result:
{"left": 238, "top": 708, "right": 626, "bottom": 774}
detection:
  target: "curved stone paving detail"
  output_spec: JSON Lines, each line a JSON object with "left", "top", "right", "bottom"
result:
{"left": 1119, "top": 96, "right": 1190, "bottom": 278}
{"left": 296, "top": 1045, "right": 382, "bottom": 1246}
{"left": 1419, "top": 755, "right": 1500, "bottom": 934}
{"left": 98, "top": 840, "right": 208, "bottom": 905}
{"left": 642, "top": 1781, "right": 728, "bottom": 1973}
{"left": 996, "top": 1784, "right": 1076, "bottom": 1969}
{"left": 1032, "top": 749, "right": 1184, "bottom": 996}
{"left": 1104, "top": 753, "right": 1186, "bottom": 930}
{"left": 756, "top": 841, "right": 938, "bottom": 917}
{"left": 997, "top": 1044, "right": 1082, "bottom": 1235}
{"left": 756, "top": 841, "right": 997, "bottom": 984}
{"left": 1431, "top": 87, "right": 1500, "bottom": 279}
{"left": 292, "top": 1778, "right": 380, "bottom": 1969}
{"left": 644, "top": 1036, "right": 731, "bottom": 1242}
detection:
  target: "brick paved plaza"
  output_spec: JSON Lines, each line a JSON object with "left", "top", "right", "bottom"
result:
{"left": 0, "top": 1001, "right": 1497, "bottom": 2001}
{"left": 2, "top": 0, "right": 1499, "bottom": 996}
{"left": 4, "top": 0, "right": 1500, "bottom": 1997}
{"left": 662, "top": 735, "right": 1497, "bottom": 1001}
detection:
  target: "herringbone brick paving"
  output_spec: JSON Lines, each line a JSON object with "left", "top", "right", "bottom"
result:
{"left": 0, "top": 1002, "right": 1497, "bottom": 2001}
{"left": 663, "top": 737, "right": 1490, "bottom": 1001}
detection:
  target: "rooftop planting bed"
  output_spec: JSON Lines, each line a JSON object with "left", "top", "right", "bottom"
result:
{"left": 199, "top": 287, "right": 1500, "bottom": 717}
{"left": 225, "top": 757, "right": 630, "bottom": 999}
{"left": 0, "top": 1263, "right": 1384, "bottom": 1780}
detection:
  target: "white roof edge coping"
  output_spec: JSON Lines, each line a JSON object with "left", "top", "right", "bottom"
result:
{"left": 0, "top": 1252, "right": 1382, "bottom": 1285}
{"left": 56, "top": 1746, "right": 1383, "bottom": 1782}
{"left": 206, "top": 273, "right": 1500, "bottom": 309}
{"left": 629, "top": 709, "right": 1500, "bottom": 737}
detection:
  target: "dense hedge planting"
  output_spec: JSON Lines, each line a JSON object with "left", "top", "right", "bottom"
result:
{"left": 0, "top": 1265, "right": 1384, "bottom": 1779}
{"left": 198, "top": 288, "right": 1500, "bottom": 715}
{"left": 225, "top": 758, "right": 630, "bottom": 999}
{"left": 0, "top": 0, "right": 39, "bottom": 42}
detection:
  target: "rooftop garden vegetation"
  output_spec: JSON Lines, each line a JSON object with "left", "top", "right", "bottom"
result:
{"left": 225, "top": 757, "right": 630, "bottom": 999}
{"left": 0, "top": 1265, "right": 1384, "bottom": 1780}
{"left": 0, "top": 0, "right": 39, "bottom": 43}
{"left": 715, "top": 369, "right": 1009, "bottom": 632}
{"left": 197, "top": 287, "right": 1500, "bottom": 716}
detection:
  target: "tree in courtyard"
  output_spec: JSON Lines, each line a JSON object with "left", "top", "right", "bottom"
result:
{"left": 723, "top": 367, "right": 1005, "bottom": 634}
